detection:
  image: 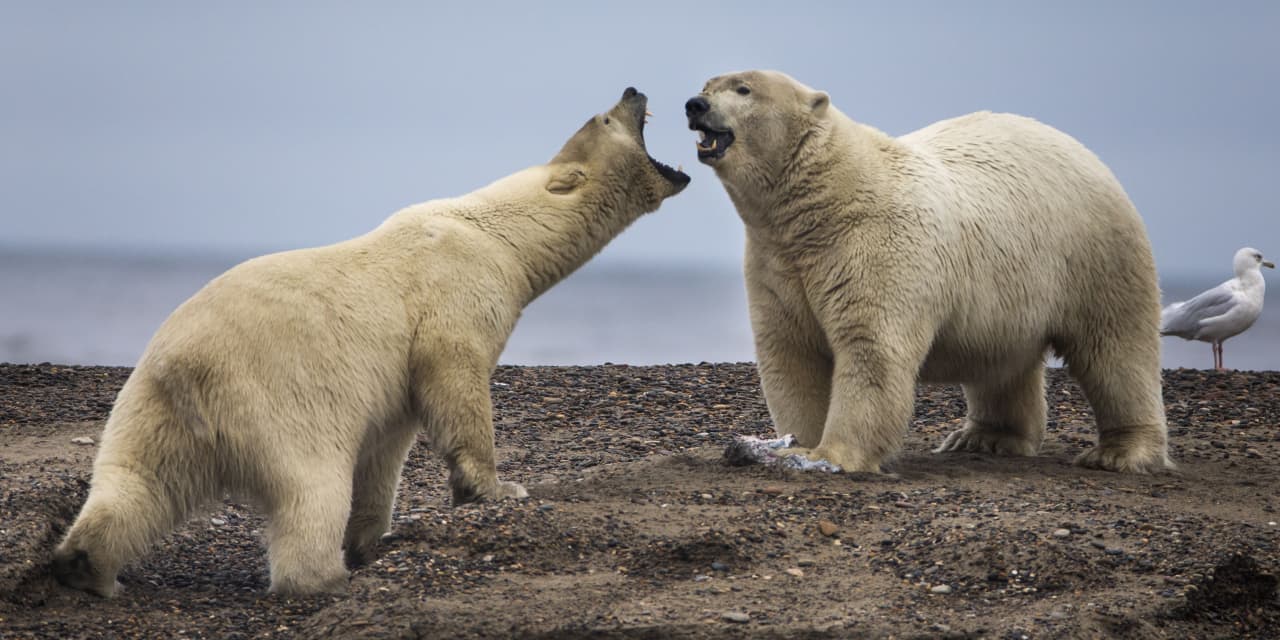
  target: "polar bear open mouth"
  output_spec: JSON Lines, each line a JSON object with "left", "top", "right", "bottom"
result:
{"left": 648, "top": 155, "right": 689, "bottom": 185}
{"left": 630, "top": 90, "right": 691, "bottom": 187}
{"left": 693, "top": 126, "right": 734, "bottom": 161}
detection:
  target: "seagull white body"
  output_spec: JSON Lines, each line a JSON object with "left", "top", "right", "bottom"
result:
{"left": 1161, "top": 247, "right": 1273, "bottom": 370}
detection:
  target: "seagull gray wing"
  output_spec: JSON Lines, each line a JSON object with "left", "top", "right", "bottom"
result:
{"left": 1160, "top": 284, "right": 1237, "bottom": 337}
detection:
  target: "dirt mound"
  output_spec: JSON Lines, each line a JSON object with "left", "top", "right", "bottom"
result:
{"left": 1191, "top": 555, "right": 1278, "bottom": 610}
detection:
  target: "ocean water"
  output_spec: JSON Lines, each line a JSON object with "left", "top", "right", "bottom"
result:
{"left": 1, "top": 250, "right": 1277, "bottom": 371}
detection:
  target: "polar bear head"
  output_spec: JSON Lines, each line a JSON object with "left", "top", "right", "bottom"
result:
{"left": 684, "top": 70, "right": 830, "bottom": 180}
{"left": 547, "top": 87, "right": 690, "bottom": 210}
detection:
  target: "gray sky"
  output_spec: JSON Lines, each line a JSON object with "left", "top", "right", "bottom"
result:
{"left": 2, "top": 1, "right": 1278, "bottom": 278}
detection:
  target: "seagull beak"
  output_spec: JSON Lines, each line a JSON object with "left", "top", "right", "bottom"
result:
{"left": 1264, "top": 261, "right": 1275, "bottom": 269}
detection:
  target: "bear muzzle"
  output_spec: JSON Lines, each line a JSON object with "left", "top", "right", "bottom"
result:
{"left": 685, "top": 96, "right": 734, "bottom": 162}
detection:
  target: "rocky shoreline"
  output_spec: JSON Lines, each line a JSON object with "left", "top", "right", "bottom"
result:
{"left": 2, "top": 362, "right": 1278, "bottom": 639}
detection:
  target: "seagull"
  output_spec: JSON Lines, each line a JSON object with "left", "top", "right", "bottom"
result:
{"left": 1160, "top": 247, "right": 1273, "bottom": 370}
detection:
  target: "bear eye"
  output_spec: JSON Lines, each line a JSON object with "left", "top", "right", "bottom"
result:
{"left": 603, "top": 116, "right": 610, "bottom": 125}
{"left": 736, "top": 86, "right": 751, "bottom": 96}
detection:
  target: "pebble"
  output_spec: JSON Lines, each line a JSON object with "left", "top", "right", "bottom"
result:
{"left": 930, "top": 584, "right": 952, "bottom": 594}
{"left": 210, "top": 517, "right": 226, "bottom": 526}
{"left": 71, "top": 436, "right": 95, "bottom": 445}
{"left": 1052, "top": 528, "right": 1071, "bottom": 538}
{"left": 785, "top": 568, "right": 804, "bottom": 577}
{"left": 760, "top": 486, "right": 784, "bottom": 496}
{"left": 710, "top": 562, "right": 729, "bottom": 572}
{"left": 818, "top": 520, "right": 839, "bottom": 537}
{"left": 721, "top": 611, "right": 750, "bottom": 624}
{"left": 797, "top": 558, "right": 816, "bottom": 567}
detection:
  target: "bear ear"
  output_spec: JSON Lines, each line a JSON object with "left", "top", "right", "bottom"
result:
{"left": 546, "top": 165, "right": 588, "bottom": 195}
{"left": 809, "top": 91, "right": 830, "bottom": 116}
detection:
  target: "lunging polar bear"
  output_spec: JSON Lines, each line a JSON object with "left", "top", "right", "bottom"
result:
{"left": 686, "top": 70, "right": 1170, "bottom": 475}
{"left": 53, "top": 88, "right": 690, "bottom": 597}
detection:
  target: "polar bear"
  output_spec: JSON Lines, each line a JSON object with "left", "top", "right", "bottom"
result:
{"left": 686, "top": 70, "right": 1170, "bottom": 475}
{"left": 51, "top": 87, "right": 690, "bottom": 597}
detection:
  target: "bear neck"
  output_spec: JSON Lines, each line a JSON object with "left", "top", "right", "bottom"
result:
{"left": 502, "top": 204, "right": 636, "bottom": 303}
{"left": 728, "top": 113, "right": 898, "bottom": 244}
{"left": 455, "top": 172, "right": 644, "bottom": 304}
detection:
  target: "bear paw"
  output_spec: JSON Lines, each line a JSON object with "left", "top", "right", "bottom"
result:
{"left": 934, "top": 426, "right": 1040, "bottom": 457}
{"left": 1075, "top": 446, "right": 1174, "bottom": 474}
{"left": 51, "top": 546, "right": 120, "bottom": 598}
{"left": 451, "top": 479, "right": 529, "bottom": 505}
{"left": 344, "top": 539, "right": 381, "bottom": 569}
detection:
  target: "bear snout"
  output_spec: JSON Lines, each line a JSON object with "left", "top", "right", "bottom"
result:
{"left": 685, "top": 96, "right": 710, "bottom": 120}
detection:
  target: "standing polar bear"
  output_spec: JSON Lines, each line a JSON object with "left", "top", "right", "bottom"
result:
{"left": 686, "top": 70, "right": 1171, "bottom": 474}
{"left": 52, "top": 87, "right": 690, "bottom": 597}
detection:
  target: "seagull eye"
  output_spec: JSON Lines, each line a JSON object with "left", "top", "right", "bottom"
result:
{"left": 736, "top": 86, "right": 751, "bottom": 96}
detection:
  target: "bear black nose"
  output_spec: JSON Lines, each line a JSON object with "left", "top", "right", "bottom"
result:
{"left": 685, "top": 96, "right": 709, "bottom": 118}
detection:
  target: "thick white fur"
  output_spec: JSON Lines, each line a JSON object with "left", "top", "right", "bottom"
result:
{"left": 51, "top": 91, "right": 688, "bottom": 597}
{"left": 691, "top": 70, "right": 1171, "bottom": 474}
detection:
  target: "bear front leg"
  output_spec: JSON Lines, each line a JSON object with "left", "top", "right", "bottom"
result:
{"left": 413, "top": 353, "right": 527, "bottom": 505}
{"left": 344, "top": 422, "right": 419, "bottom": 568}
{"left": 778, "top": 345, "right": 919, "bottom": 473}
{"left": 746, "top": 268, "right": 833, "bottom": 448}
{"left": 53, "top": 465, "right": 177, "bottom": 598}
{"left": 754, "top": 336, "right": 834, "bottom": 449}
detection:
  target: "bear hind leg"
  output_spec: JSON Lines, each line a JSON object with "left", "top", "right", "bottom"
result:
{"left": 1061, "top": 338, "right": 1172, "bottom": 473}
{"left": 936, "top": 362, "right": 1047, "bottom": 457}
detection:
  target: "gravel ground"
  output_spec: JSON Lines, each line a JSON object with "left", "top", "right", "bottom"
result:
{"left": 1, "top": 362, "right": 1278, "bottom": 639}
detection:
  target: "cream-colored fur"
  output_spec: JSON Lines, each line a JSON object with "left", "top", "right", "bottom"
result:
{"left": 51, "top": 88, "right": 689, "bottom": 597}
{"left": 687, "top": 70, "right": 1170, "bottom": 474}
